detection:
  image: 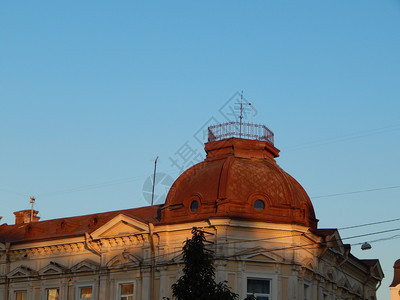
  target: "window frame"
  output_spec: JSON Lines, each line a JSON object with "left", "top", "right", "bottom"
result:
{"left": 46, "top": 288, "right": 60, "bottom": 300}
{"left": 14, "top": 290, "right": 27, "bottom": 300}
{"left": 118, "top": 281, "right": 135, "bottom": 300}
{"left": 246, "top": 277, "right": 271, "bottom": 300}
{"left": 77, "top": 285, "right": 94, "bottom": 300}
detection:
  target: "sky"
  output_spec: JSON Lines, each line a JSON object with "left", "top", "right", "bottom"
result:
{"left": 1, "top": 1, "right": 400, "bottom": 298}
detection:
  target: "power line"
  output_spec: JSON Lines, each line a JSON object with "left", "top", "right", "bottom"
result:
{"left": 341, "top": 228, "right": 400, "bottom": 241}
{"left": 282, "top": 123, "right": 400, "bottom": 152}
{"left": 338, "top": 218, "right": 400, "bottom": 230}
{"left": 0, "top": 168, "right": 180, "bottom": 199}
{"left": 351, "top": 234, "right": 400, "bottom": 246}
{"left": 0, "top": 188, "right": 29, "bottom": 198}
{"left": 195, "top": 218, "right": 400, "bottom": 251}
{"left": 220, "top": 217, "right": 400, "bottom": 247}
{"left": 40, "top": 175, "right": 148, "bottom": 197}
{"left": 311, "top": 185, "right": 400, "bottom": 199}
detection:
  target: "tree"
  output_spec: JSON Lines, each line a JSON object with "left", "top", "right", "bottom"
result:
{"left": 172, "top": 227, "right": 238, "bottom": 300}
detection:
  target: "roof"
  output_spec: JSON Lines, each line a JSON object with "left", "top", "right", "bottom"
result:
{"left": 0, "top": 205, "right": 161, "bottom": 244}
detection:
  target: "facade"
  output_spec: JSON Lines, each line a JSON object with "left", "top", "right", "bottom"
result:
{"left": 0, "top": 123, "right": 383, "bottom": 300}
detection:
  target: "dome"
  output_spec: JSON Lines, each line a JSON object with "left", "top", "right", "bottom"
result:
{"left": 162, "top": 137, "right": 318, "bottom": 230}
{"left": 394, "top": 259, "right": 400, "bottom": 269}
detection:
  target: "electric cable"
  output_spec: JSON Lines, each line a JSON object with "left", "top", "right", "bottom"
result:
{"left": 311, "top": 185, "right": 400, "bottom": 199}
{"left": 338, "top": 218, "right": 400, "bottom": 230}
{"left": 281, "top": 123, "right": 400, "bottom": 152}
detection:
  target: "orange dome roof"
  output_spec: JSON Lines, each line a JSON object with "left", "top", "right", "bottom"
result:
{"left": 162, "top": 138, "right": 318, "bottom": 230}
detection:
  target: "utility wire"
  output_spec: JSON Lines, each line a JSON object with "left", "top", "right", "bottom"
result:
{"left": 166, "top": 222, "right": 400, "bottom": 255}
{"left": 0, "top": 188, "right": 29, "bottom": 198}
{"left": 338, "top": 218, "right": 400, "bottom": 230}
{"left": 40, "top": 175, "right": 147, "bottom": 197}
{"left": 341, "top": 228, "right": 400, "bottom": 241}
{"left": 0, "top": 168, "right": 180, "bottom": 199}
{"left": 282, "top": 123, "right": 400, "bottom": 152}
{"left": 351, "top": 234, "right": 400, "bottom": 246}
{"left": 311, "top": 185, "right": 400, "bottom": 199}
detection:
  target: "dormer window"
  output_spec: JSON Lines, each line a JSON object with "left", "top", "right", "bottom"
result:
{"left": 190, "top": 200, "right": 199, "bottom": 212}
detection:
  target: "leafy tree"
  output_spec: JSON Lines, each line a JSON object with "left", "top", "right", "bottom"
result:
{"left": 172, "top": 227, "right": 238, "bottom": 300}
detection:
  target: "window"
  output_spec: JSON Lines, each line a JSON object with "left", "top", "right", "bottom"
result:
{"left": 247, "top": 278, "right": 270, "bottom": 300}
{"left": 79, "top": 286, "right": 93, "bottom": 299}
{"left": 190, "top": 200, "right": 199, "bottom": 212}
{"left": 119, "top": 283, "right": 134, "bottom": 300}
{"left": 15, "top": 291, "right": 27, "bottom": 300}
{"left": 46, "top": 288, "right": 59, "bottom": 300}
{"left": 253, "top": 200, "right": 265, "bottom": 211}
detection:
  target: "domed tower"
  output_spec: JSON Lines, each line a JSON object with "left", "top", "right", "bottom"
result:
{"left": 390, "top": 259, "right": 400, "bottom": 299}
{"left": 162, "top": 121, "right": 318, "bottom": 230}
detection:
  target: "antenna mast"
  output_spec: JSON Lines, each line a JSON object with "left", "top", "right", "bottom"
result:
{"left": 237, "top": 91, "right": 254, "bottom": 139}
{"left": 29, "top": 196, "right": 35, "bottom": 222}
{"left": 250, "top": 101, "right": 254, "bottom": 138}
{"left": 151, "top": 156, "right": 159, "bottom": 206}
{"left": 238, "top": 91, "right": 244, "bottom": 138}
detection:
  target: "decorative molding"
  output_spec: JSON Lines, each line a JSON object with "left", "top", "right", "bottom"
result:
{"left": 9, "top": 242, "right": 87, "bottom": 259}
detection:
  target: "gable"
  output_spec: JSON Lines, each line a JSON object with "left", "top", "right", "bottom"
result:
{"left": 71, "top": 259, "right": 99, "bottom": 272}
{"left": 38, "top": 261, "right": 68, "bottom": 275}
{"left": 8, "top": 265, "right": 37, "bottom": 278}
{"left": 337, "top": 276, "right": 352, "bottom": 291}
{"left": 368, "top": 260, "right": 385, "bottom": 279}
{"left": 171, "top": 251, "right": 184, "bottom": 263}
{"left": 234, "top": 246, "right": 282, "bottom": 262}
{"left": 247, "top": 253, "right": 277, "bottom": 262}
{"left": 324, "top": 231, "right": 346, "bottom": 254}
{"left": 91, "top": 214, "right": 149, "bottom": 240}
{"left": 300, "top": 257, "right": 316, "bottom": 270}
{"left": 106, "top": 251, "right": 142, "bottom": 268}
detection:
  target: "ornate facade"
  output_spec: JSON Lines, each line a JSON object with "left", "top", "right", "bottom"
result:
{"left": 0, "top": 125, "right": 383, "bottom": 300}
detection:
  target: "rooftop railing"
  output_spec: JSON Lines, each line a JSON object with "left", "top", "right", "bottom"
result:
{"left": 208, "top": 122, "right": 274, "bottom": 145}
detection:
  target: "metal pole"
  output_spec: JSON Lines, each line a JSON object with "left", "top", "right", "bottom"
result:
{"left": 251, "top": 102, "right": 254, "bottom": 138}
{"left": 239, "top": 102, "right": 243, "bottom": 138}
{"left": 30, "top": 196, "right": 35, "bottom": 222}
{"left": 151, "top": 157, "right": 158, "bottom": 206}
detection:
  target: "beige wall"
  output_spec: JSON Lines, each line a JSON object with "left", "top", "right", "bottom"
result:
{"left": 391, "top": 286, "right": 400, "bottom": 300}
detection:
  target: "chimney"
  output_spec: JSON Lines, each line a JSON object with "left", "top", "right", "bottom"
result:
{"left": 14, "top": 210, "right": 40, "bottom": 225}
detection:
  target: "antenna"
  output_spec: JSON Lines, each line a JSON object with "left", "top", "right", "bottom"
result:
{"left": 237, "top": 91, "right": 244, "bottom": 138}
{"left": 151, "top": 156, "right": 159, "bottom": 206}
{"left": 29, "top": 196, "right": 35, "bottom": 222}
{"left": 250, "top": 101, "right": 254, "bottom": 138}
{"left": 236, "top": 91, "right": 253, "bottom": 139}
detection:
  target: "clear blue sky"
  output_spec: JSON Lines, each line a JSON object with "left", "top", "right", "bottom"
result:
{"left": 1, "top": 1, "right": 399, "bottom": 298}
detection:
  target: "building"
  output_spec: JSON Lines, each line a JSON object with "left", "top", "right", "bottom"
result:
{"left": 390, "top": 260, "right": 400, "bottom": 299}
{"left": 0, "top": 122, "right": 383, "bottom": 300}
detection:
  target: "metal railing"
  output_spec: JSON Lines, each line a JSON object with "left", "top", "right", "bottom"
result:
{"left": 208, "top": 122, "right": 274, "bottom": 145}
